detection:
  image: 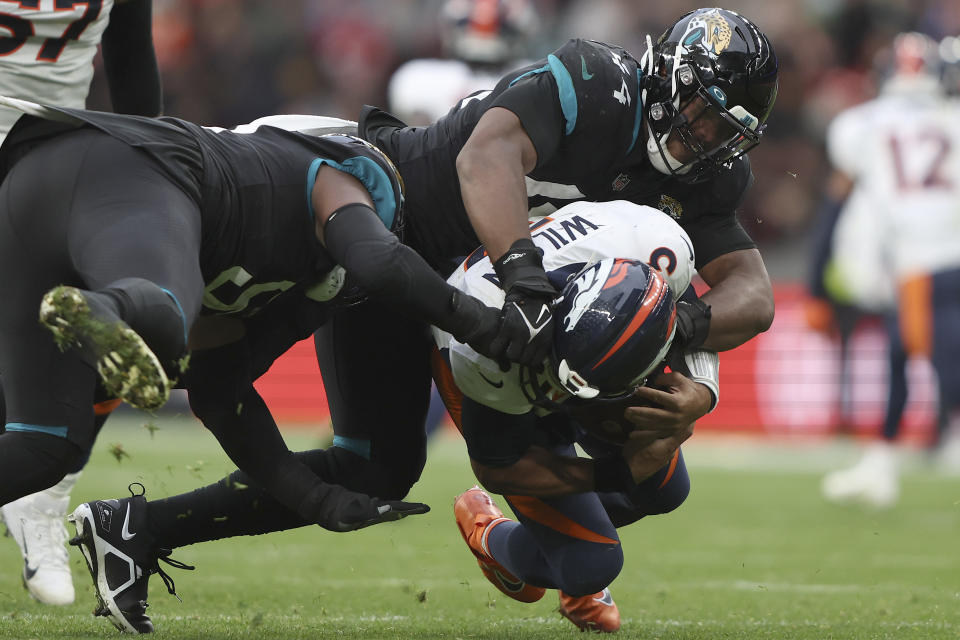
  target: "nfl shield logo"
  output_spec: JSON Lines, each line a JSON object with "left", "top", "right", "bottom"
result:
{"left": 611, "top": 173, "right": 630, "bottom": 191}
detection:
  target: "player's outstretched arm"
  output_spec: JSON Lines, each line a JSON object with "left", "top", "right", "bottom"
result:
{"left": 101, "top": 0, "right": 162, "bottom": 117}
{"left": 184, "top": 338, "right": 429, "bottom": 533}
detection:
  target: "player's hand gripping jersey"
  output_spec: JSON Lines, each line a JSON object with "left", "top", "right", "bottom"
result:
{"left": 433, "top": 200, "right": 696, "bottom": 415}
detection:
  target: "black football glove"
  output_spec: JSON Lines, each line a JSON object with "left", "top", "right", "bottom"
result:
{"left": 488, "top": 239, "right": 559, "bottom": 370}
{"left": 315, "top": 484, "right": 430, "bottom": 533}
{"left": 673, "top": 297, "right": 712, "bottom": 351}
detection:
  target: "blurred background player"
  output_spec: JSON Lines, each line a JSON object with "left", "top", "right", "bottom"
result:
{"left": 0, "top": 0, "right": 161, "bottom": 606}
{"left": 820, "top": 32, "right": 960, "bottom": 508}
{"left": 387, "top": 0, "right": 539, "bottom": 126}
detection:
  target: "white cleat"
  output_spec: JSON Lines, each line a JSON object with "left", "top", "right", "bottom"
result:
{"left": 822, "top": 442, "right": 900, "bottom": 509}
{"left": 1, "top": 473, "right": 79, "bottom": 605}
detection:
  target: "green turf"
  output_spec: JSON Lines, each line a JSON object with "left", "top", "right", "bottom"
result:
{"left": 1, "top": 416, "right": 958, "bottom": 639}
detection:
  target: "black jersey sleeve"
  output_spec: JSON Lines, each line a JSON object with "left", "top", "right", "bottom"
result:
{"left": 491, "top": 39, "right": 641, "bottom": 172}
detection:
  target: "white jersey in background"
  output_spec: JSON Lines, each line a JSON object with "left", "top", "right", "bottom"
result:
{"left": 0, "top": 0, "right": 115, "bottom": 141}
{"left": 433, "top": 200, "right": 697, "bottom": 415}
{"left": 387, "top": 58, "right": 502, "bottom": 125}
{"left": 827, "top": 78, "right": 960, "bottom": 284}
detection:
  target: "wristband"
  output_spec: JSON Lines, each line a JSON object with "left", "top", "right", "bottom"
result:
{"left": 683, "top": 349, "right": 720, "bottom": 412}
{"left": 593, "top": 455, "right": 635, "bottom": 493}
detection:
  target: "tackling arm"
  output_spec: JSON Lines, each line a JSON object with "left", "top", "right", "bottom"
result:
{"left": 456, "top": 107, "right": 538, "bottom": 261}
{"left": 696, "top": 248, "right": 774, "bottom": 351}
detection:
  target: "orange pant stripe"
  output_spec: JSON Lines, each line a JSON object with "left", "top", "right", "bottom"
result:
{"left": 507, "top": 494, "right": 619, "bottom": 545}
{"left": 430, "top": 347, "right": 463, "bottom": 434}
{"left": 93, "top": 399, "right": 122, "bottom": 416}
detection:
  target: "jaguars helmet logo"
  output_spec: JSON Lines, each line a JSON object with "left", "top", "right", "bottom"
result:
{"left": 682, "top": 9, "right": 732, "bottom": 55}
{"left": 657, "top": 194, "right": 683, "bottom": 220}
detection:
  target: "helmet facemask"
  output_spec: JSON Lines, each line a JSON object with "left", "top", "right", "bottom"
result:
{"left": 640, "top": 9, "right": 777, "bottom": 183}
{"left": 520, "top": 258, "right": 677, "bottom": 411}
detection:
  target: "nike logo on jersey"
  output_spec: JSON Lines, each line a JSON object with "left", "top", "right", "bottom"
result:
{"left": 121, "top": 504, "right": 136, "bottom": 540}
{"left": 580, "top": 55, "right": 594, "bottom": 80}
{"left": 478, "top": 371, "right": 505, "bottom": 388}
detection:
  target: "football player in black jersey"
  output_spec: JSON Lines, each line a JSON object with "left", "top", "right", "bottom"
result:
{"left": 316, "top": 4, "right": 778, "bottom": 547}
{"left": 0, "top": 105, "right": 521, "bottom": 556}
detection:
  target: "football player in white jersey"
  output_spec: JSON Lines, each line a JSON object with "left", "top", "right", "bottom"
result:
{"left": 437, "top": 200, "right": 719, "bottom": 632}
{"left": 821, "top": 32, "right": 960, "bottom": 507}
{"left": 387, "top": 0, "right": 537, "bottom": 125}
{"left": 0, "top": 0, "right": 161, "bottom": 605}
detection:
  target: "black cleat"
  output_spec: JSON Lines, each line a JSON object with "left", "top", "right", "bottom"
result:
{"left": 68, "top": 484, "right": 193, "bottom": 634}
{"left": 39, "top": 285, "right": 170, "bottom": 411}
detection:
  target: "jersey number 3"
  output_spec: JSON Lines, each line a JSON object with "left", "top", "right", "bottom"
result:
{"left": 0, "top": 0, "right": 103, "bottom": 62}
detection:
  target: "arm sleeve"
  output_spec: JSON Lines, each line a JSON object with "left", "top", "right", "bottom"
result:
{"left": 101, "top": 0, "right": 162, "bottom": 116}
{"left": 184, "top": 341, "right": 336, "bottom": 523}
{"left": 322, "top": 203, "right": 486, "bottom": 338}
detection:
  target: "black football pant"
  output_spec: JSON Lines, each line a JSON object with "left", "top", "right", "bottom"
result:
{"left": 0, "top": 128, "right": 203, "bottom": 506}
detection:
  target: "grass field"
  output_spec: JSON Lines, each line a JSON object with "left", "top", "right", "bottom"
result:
{"left": 1, "top": 414, "right": 958, "bottom": 639}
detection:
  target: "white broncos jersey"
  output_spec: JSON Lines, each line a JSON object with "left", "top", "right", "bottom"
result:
{"left": 0, "top": 0, "right": 115, "bottom": 142}
{"left": 828, "top": 78, "right": 960, "bottom": 284}
{"left": 433, "top": 200, "right": 696, "bottom": 415}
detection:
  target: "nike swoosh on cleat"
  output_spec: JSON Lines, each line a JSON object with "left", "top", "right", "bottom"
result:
{"left": 121, "top": 504, "right": 136, "bottom": 540}
{"left": 21, "top": 528, "right": 38, "bottom": 580}
{"left": 581, "top": 55, "right": 594, "bottom": 80}
{"left": 493, "top": 569, "right": 526, "bottom": 593}
{"left": 478, "top": 371, "right": 505, "bottom": 388}
{"left": 593, "top": 590, "right": 614, "bottom": 606}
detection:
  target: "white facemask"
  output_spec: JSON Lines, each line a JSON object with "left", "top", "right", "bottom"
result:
{"left": 645, "top": 122, "right": 691, "bottom": 175}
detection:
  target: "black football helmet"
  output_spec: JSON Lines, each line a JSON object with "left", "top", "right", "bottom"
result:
{"left": 522, "top": 258, "right": 677, "bottom": 406}
{"left": 640, "top": 8, "right": 779, "bottom": 183}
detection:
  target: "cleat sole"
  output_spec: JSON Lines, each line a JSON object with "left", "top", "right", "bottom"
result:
{"left": 40, "top": 286, "right": 170, "bottom": 412}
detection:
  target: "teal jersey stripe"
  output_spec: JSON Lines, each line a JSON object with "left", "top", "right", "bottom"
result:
{"left": 159, "top": 287, "right": 188, "bottom": 344}
{"left": 546, "top": 54, "right": 577, "bottom": 135}
{"left": 305, "top": 157, "right": 397, "bottom": 230}
{"left": 508, "top": 56, "right": 578, "bottom": 135}
{"left": 627, "top": 68, "right": 645, "bottom": 154}
{"left": 332, "top": 435, "right": 371, "bottom": 460}
{"left": 6, "top": 423, "right": 69, "bottom": 438}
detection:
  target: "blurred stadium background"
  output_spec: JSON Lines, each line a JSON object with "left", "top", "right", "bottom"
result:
{"left": 3, "top": 1, "right": 959, "bottom": 638}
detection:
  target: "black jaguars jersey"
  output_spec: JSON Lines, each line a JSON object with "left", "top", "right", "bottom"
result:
{"left": 1, "top": 107, "right": 402, "bottom": 318}
{"left": 369, "top": 38, "right": 754, "bottom": 273}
